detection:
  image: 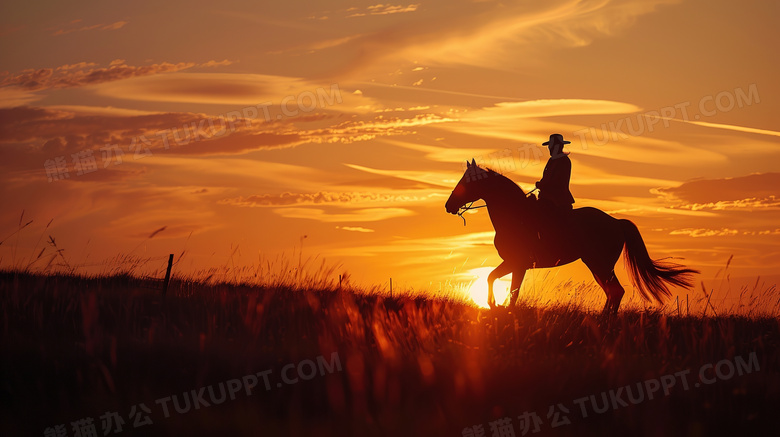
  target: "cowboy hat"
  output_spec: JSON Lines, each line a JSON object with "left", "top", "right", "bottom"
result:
{"left": 542, "top": 133, "right": 571, "bottom": 146}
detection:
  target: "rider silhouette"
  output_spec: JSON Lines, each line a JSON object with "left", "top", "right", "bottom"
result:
{"left": 535, "top": 133, "right": 575, "bottom": 212}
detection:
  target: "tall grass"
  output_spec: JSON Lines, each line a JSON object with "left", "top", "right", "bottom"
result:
{"left": 1, "top": 263, "right": 778, "bottom": 436}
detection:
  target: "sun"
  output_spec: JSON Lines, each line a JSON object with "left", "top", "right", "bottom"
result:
{"left": 466, "top": 267, "right": 512, "bottom": 308}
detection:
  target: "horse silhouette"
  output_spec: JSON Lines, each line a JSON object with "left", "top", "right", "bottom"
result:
{"left": 445, "top": 160, "right": 698, "bottom": 314}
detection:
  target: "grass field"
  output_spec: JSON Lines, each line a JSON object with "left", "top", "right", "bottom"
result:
{"left": 1, "top": 260, "right": 779, "bottom": 437}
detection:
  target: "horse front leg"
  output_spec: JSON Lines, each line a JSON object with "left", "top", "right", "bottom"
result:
{"left": 508, "top": 267, "right": 528, "bottom": 308}
{"left": 487, "top": 261, "right": 511, "bottom": 309}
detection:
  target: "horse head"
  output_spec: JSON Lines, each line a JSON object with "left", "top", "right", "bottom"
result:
{"left": 445, "top": 159, "right": 492, "bottom": 215}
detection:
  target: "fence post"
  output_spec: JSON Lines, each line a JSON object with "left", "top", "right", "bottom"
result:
{"left": 162, "top": 254, "right": 174, "bottom": 296}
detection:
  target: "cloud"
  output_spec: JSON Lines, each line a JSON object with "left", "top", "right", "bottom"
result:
{"left": 91, "top": 72, "right": 354, "bottom": 107}
{"left": 138, "top": 156, "right": 334, "bottom": 194}
{"left": 669, "top": 197, "right": 780, "bottom": 211}
{"left": 52, "top": 20, "right": 128, "bottom": 36}
{"left": 308, "top": 4, "right": 419, "bottom": 20}
{"left": 0, "top": 105, "right": 305, "bottom": 175}
{"left": 316, "top": 0, "right": 679, "bottom": 75}
{"left": 305, "top": 113, "right": 455, "bottom": 143}
{"left": 199, "top": 60, "right": 234, "bottom": 68}
{"left": 336, "top": 226, "right": 375, "bottom": 233}
{"left": 219, "top": 191, "right": 439, "bottom": 207}
{"left": 669, "top": 228, "right": 739, "bottom": 237}
{"left": 272, "top": 207, "right": 415, "bottom": 222}
{"left": 438, "top": 99, "right": 645, "bottom": 147}
{"left": 463, "top": 100, "right": 641, "bottom": 122}
{"left": 349, "top": 4, "right": 420, "bottom": 18}
{"left": 654, "top": 173, "right": 780, "bottom": 210}
{"left": 345, "top": 164, "right": 456, "bottom": 188}
{"left": 382, "top": 139, "right": 501, "bottom": 164}
{"left": 0, "top": 101, "right": 457, "bottom": 173}
{"left": 0, "top": 87, "right": 42, "bottom": 108}
{"left": 72, "top": 73, "right": 454, "bottom": 145}
{"left": 41, "top": 105, "right": 164, "bottom": 117}
{"left": 0, "top": 60, "right": 231, "bottom": 91}
{"left": 681, "top": 119, "right": 780, "bottom": 138}
{"left": 164, "top": 131, "right": 303, "bottom": 155}
{"left": 440, "top": 103, "right": 729, "bottom": 168}
{"left": 414, "top": 0, "right": 678, "bottom": 66}
{"left": 0, "top": 105, "right": 202, "bottom": 146}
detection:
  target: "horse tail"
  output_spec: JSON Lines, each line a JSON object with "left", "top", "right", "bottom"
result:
{"left": 620, "top": 219, "right": 698, "bottom": 303}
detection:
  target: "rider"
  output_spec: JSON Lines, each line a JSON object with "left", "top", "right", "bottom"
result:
{"left": 535, "top": 133, "right": 575, "bottom": 212}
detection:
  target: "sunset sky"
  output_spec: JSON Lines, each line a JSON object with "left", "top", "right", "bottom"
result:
{"left": 2, "top": 0, "right": 779, "bottom": 305}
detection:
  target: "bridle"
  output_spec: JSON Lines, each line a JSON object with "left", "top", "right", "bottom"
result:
{"left": 456, "top": 201, "right": 487, "bottom": 226}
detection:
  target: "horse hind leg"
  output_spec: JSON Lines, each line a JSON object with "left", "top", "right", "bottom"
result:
{"left": 607, "top": 271, "right": 626, "bottom": 316}
{"left": 593, "top": 270, "right": 625, "bottom": 316}
{"left": 593, "top": 275, "right": 610, "bottom": 314}
{"left": 603, "top": 271, "right": 625, "bottom": 315}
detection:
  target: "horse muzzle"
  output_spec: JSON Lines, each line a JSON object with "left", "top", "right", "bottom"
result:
{"left": 445, "top": 201, "right": 460, "bottom": 215}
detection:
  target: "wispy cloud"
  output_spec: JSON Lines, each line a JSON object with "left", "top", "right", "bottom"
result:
{"left": 0, "top": 101, "right": 457, "bottom": 170}
{"left": 306, "top": 113, "right": 456, "bottom": 143}
{"left": 336, "top": 226, "right": 375, "bottom": 233}
{"left": 0, "top": 87, "right": 42, "bottom": 108}
{"left": 469, "top": 99, "right": 642, "bottom": 120}
{"left": 0, "top": 105, "right": 299, "bottom": 173}
{"left": 348, "top": 4, "right": 420, "bottom": 18}
{"left": 435, "top": 99, "right": 644, "bottom": 148}
{"left": 382, "top": 139, "right": 499, "bottom": 164}
{"left": 403, "top": 0, "right": 679, "bottom": 67}
{"left": 272, "top": 207, "right": 414, "bottom": 222}
{"left": 309, "top": 4, "right": 420, "bottom": 20}
{"left": 91, "top": 72, "right": 362, "bottom": 110}
{"left": 345, "top": 164, "right": 456, "bottom": 188}
{"left": 669, "top": 197, "right": 780, "bottom": 211}
{"left": 681, "top": 119, "right": 780, "bottom": 138}
{"left": 52, "top": 20, "right": 128, "bottom": 36}
{"left": 669, "top": 228, "right": 739, "bottom": 237}
{"left": 654, "top": 173, "right": 780, "bottom": 210}
{"left": 219, "top": 191, "right": 439, "bottom": 207}
{"left": 320, "top": 0, "right": 679, "bottom": 75}
{"left": 0, "top": 60, "right": 231, "bottom": 91}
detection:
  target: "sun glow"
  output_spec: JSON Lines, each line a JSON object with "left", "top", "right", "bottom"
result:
{"left": 466, "top": 267, "right": 512, "bottom": 308}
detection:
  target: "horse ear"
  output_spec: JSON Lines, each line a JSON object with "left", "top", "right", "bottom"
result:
{"left": 466, "top": 160, "right": 471, "bottom": 168}
{"left": 471, "top": 158, "right": 477, "bottom": 167}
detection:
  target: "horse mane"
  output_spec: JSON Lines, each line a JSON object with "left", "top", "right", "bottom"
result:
{"left": 475, "top": 164, "right": 529, "bottom": 200}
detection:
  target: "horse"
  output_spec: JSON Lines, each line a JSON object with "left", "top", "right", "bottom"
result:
{"left": 445, "top": 159, "right": 698, "bottom": 315}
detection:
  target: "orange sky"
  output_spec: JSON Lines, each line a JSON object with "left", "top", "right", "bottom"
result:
{"left": 1, "top": 0, "right": 779, "bottom": 306}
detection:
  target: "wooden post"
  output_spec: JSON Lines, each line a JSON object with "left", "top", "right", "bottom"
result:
{"left": 162, "top": 254, "right": 174, "bottom": 296}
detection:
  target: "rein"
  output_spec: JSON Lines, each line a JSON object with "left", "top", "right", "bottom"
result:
{"left": 456, "top": 187, "right": 538, "bottom": 226}
{"left": 456, "top": 201, "right": 487, "bottom": 226}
